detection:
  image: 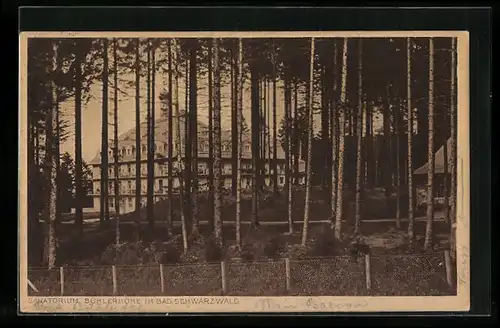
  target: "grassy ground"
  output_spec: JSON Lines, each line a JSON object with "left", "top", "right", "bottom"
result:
{"left": 29, "top": 186, "right": 455, "bottom": 297}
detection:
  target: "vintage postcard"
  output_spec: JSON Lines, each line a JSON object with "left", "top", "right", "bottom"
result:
{"left": 18, "top": 31, "right": 470, "bottom": 313}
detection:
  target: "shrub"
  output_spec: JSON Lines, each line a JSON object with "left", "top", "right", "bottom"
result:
{"left": 161, "top": 245, "right": 181, "bottom": 264}
{"left": 264, "top": 235, "right": 284, "bottom": 259}
{"left": 100, "top": 241, "right": 163, "bottom": 266}
{"left": 204, "top": 237, "right": 223, "bottom": 262}
{"left": 308, "top": 225, "right": 338, "bottom": 257}
{"left": 284, "top": 244, "right": 308, "bottom": 260}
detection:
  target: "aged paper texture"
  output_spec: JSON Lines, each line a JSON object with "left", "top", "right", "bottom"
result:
{"left": 18, "top": 31, "right": 470, "bottom": 313}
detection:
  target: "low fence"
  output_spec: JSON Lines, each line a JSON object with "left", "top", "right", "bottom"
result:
{"left": 27, "top": 251, "right": 455, "bottom": 297}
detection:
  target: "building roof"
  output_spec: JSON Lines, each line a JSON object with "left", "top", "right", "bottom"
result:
{"left": 414, "top": 138, "right": 453, "bottom": 175}
{"left": 89, "top": 112, "right": 289, "bottom": 165}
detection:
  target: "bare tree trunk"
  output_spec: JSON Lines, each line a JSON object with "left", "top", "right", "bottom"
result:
{"left": 424, "top": 37, "right": 435, "bottom": 251}
{"left": 173, "top": 40, "right": 188, "bottom": 252}
{"left": 321, "top": 63, "right": 328, "bottom": 194}
{"left": 267, "top": 80, "right": 271, "bottom": 191}
{"left": 407, "top": 39, "right": 415, "bottom": 246}
{"left": 212, "top": 38, "right": 223, "bottom": 248}
{"left": 74, "top": 41, "right": 84, "bottom": 236}
{"left": 113, "top": 38, "right": 121, "bottom": 245}
{"left": 449, "top": 37, "right": 457, "bottom": 260}
{"left": 330, "top": 41, "right": 338, "bottom": 229}
{"left": 334, "top": 37, "right": 348, "bottom": 241}
{"left": 262, "top": 79, "right": 267, "bottom": 190}
{"left": 395, "top": 98, "right": 402, "bottom": 230}
{"left": 55, "top": 64, "right": 61, "bottom": 226}
{"left": 284, "top": 73, "right": 293, "bottom": 234}
{"left": 146, "top": 41, "right": 156, "bottom": 233}
{"left": 231, "top": 48, "right": 238, "bottom": 199}
{"left": 443, "top": 123, "right": 449, "bottom": 225}
{"left": 272, "top": 44, "right": 278, "bottom": 195}
{"left": 189, "top": 40, "right": 199, "bottom": 237}
{"left": 235, "top": 39, "right": 243, "bottom": 248}
{"left": 354, "top": 39, "right": 363, "bottom": 235}
{"left": 250, "top": 55, "right": 260, "bottom": 229}
{"left": 135, "top": 39, "right": 141, "bottom": 222}
{"left": 98, "top": 39, "right": 109, "bottom": 230}
{"left": 44, "top": 41, "right": 59, "bottom": 268}
{"left": 301, "top": 37, "right": 315, "bottom": 246}
{"left": 167, "top": 39, "right": 174, "bottom": 237}
{"left": 293, "top": 82, "right": 299, "bottom": 185}
{"left": 207, "top": 39, "right": 214, "bottom": 232}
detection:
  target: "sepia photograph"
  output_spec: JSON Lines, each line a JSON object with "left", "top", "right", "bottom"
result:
{"left": 18, "top": 31, "right": 470, "bottom": 313}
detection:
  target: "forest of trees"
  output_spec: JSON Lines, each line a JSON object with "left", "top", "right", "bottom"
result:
{"left": 27, "top": 36, "right": 457, "bottom": 269}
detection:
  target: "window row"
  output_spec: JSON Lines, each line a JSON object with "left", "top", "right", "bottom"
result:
{"left": 104, "top": 142, "right": 252, "bottom": 159}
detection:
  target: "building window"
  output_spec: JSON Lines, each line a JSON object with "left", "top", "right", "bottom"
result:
{"left": 142, "top": 145, "right": 147, "bottom": 154}
{"left": 198, "top": 163, "right": 205, "bottom": 174}
{"left": 131, "top": 146, "right": 135, "bottom": 156}
{"left": 244, "top": 144, "right": 250, "bottom": 152}
{"left": 127, "top": 180, "right": 132, "bottom": 192}
{"left": 279, "top": 176, "right": 284, "bottom": 185}
{"left": 109, "top": 199, "right": 114, "bottom": 208}
{"left": 159, "top": 179, "right": 163, "bottom": 192}
{"left": 128, "top": 198, "right": 133, "bottom": 208}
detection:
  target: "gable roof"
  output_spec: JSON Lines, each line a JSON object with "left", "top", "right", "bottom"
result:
{"left": 414, "top": 138, "right": 453, "bottom": 175}
{"left": 89, "top": 113, "right": 287, "bottom": 165}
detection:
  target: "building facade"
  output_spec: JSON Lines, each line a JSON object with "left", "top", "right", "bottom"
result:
{"left": 88, "top": 116, "right": 305, "bottom": 214}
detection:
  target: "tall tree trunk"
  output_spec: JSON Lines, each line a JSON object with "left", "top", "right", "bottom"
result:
{"left": 35, "top": 125, "right": 40, "bottom": 169}
{"left": 100, "top": 39, "right": 109, "bottom": 230}
{"left": 113, "top": 38, "right": 121, "bottom": 245}
{"left": 301, "top": 37, "right": 315, "bottom": 246}
{"left": 167, "top": 39, "right": 174, "bottom": 237}
{"left": 272, "top": 45, "right": 278, "bottom": 195}
{"left": 44, "top": 41, "right": 59, "bottom": 268}
{"left": 250, "top": 54, "right": 260, "bottom": 229}
{"left": 354, "top": 39, "right": 363, "bottom": 235}
{"left": 395, "top": 98, "right": 402, "bottom": 229}
{"left": 235, "top": 39, "right": 243, "bottom": 248}
{"left": 330, "top": 40, "right": 338, "bottom": 229}
{"left": 54, "top": 64, "right": 61, "bottom": 226}
{"left": 261, "top": 79, "right": 267, "bottom": 190}
{"left": 173, "top": 40, "right": 188, "bottom": 252}
{"left": 365, "top": 99, "right": 373, "bottom": 187}
{"left": 74, "top": 41, "right": 84, "bottom": 235}
{"left": 135, "top": 39, "right": 141, "bottom": 221}
{"left": 424, "top": 37, "right": 435, "bottom": 251}
{"left": 284, "top": 72, "right": 293, "bottom": 234}
{"left": 449, "top": 37, "right": 457, "bottom": 260}
{"left": 321, "top": 62, "right": 329, "bottom": 195}
{"left": 189, "top": 40, "right": 199, "bottom": 237}
{"left": 334, "top": 37, "right": 348, "bottom": 241}
{"left": 212, "top": 38, "right": 223, "bottom": 247}
{"left": 207, "top": 40, "right": 214, "bottom": 232}
{"left": 443, "top": 121, "right": 449, "bottom": 224}
{"left": 267, "top": 80, "right": 272, "bottom": 190}
{"left": 151, "top": 43, "right": 157, "bottom": 230}
{"left": 146, "top": 41, "right": 155, "bottom": 233}
{"left": 184, "top": 56, "right": 191, "bottom": 228}
{"left": 293, "top": 82, "right": 299, "bottom": 185}
{"left": 407, "top": 37, "right": 415, "bottom": 246}
{"left": 231, "top": 48, "right": 238, "bottom": 199}
{"left": 383, "top": 84, "right": 392, "bottom": 199}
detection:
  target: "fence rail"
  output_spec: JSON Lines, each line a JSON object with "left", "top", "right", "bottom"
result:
{"left": 27, "top": 252, "right": 455, "bottom": 297}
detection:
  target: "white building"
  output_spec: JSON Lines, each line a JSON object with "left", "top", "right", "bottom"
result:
{"left": 88, "top": 115, "right": 306, "bottom": 214}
